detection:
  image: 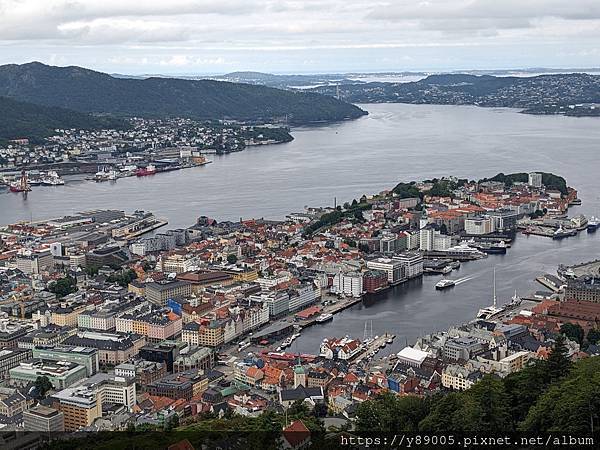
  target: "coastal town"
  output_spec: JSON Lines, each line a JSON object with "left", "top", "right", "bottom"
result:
{"left": 0, "top": 117, "right": 293, "bottom": 190}
{"left": 0, "top": 169, "right": 598, "bottom": 444}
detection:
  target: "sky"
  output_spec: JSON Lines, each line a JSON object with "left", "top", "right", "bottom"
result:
{"left": 1, "top": 0, "right": 600, "bottom": 74}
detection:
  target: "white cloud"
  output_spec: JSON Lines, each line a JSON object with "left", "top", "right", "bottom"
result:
{"left": 0, "top": 0, "right": 599, "bottom": 72}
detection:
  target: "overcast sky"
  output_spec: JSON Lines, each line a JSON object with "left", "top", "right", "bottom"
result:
{"left": 1, "top": 0, "right": 599, "bottom": 74}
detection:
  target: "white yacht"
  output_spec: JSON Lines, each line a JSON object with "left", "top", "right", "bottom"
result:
{"left": 476, "top": 268, "right": 505, "bottom": 320}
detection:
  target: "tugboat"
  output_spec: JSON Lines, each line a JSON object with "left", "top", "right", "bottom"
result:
{"left": 435, "top": 279, "right": 456, "bottom": 290}
{"left": 588, "top": 217, "right": 599, "bottom": 233}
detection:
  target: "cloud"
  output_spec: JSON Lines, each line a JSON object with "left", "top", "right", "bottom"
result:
{"left": 0, "top": 0, "right": 600, "bottom": 72}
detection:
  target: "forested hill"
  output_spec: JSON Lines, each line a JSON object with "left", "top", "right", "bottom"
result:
{"left": 0, "top": 96, "right": 127, "bottom": 142}
{"left": 0, "top": 62, "right": 366, "bottom": 124}
{"left": 309, "top": 73, "right": 600, "bottom": 115}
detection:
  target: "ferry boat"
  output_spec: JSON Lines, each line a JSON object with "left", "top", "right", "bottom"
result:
{"left": 94, "top": 169, "right": 119, "bottom": 182}
{"left": 40, "top": 171, "right": 65, "bottom": 186}
{"left": 316, "top": 313, "right": 333, "bottom": 323}
{"left": 435, "top": 279, "right": 456, "bottom": 290}
{"left": 135, "top": 164, "right": 157, "bottom": 177}
{"left": 587, "top": 217, "right": 599, "bottom": 233}
{"left": 478, "top": 240, "right": 507, "bottom": 254}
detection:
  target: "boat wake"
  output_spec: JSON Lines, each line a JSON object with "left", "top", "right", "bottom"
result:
{"left": 454, "top": 275, "right": 476, "bottom": 285}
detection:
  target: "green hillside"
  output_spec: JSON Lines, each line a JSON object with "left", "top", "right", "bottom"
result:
{"left": 0, "top": 62, "right": 366, "bottom": 125}
{"left": 0, "top": 95, "right": 127, "bottom": 142}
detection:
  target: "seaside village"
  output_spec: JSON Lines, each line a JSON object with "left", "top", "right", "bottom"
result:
{"left": 1, "top": 172, "right": 599, "bottom": 435}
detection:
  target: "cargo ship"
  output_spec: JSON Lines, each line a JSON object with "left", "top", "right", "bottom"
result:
{"left": 135, "top": 164, "right": 157, "bottom": 177}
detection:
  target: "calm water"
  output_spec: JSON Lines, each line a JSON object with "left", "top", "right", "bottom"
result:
{"left": 2, "top": 103, "right": 600, "bottom": 353}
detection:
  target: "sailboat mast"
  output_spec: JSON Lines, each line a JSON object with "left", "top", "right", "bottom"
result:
{"left": 493, "top": 267, "right": 497, "bottom": 308}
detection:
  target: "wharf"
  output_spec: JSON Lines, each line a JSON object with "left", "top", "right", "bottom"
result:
{"left": 298, "top": 296, "right": 361, "bottom": 329}
{"left": 521, "top": 226, "right": 555, "bottom": 237}
{"left": 123, "top": 219, "right": 168, "bottom": 240}
{"left": 354, "top": 333, "right": 395, "bottom": 364}
{"left": 423, "top": 251, "right": 481, "bottom": 261}
{"left": 535, "top": 276, "right": 563, "bottom": 293}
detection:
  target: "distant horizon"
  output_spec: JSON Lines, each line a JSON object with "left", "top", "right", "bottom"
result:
{"left": 4, "top": 60, "right": 600, "bottom": 78}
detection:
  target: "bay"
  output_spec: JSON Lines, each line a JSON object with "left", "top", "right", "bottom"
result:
{"left": 2, "top": 103, "right": 599, "bottom": 354}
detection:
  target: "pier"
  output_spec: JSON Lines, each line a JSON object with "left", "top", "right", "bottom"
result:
{"left": 354, "top": 333, "right": 396, "bottom": 364}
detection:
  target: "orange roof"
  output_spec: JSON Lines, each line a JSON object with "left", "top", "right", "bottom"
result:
{"left": 147, "top": 395, "right": 175, "bottom": 411}
{"left": 246, "top": 366, "right": 264, "bottom": 380}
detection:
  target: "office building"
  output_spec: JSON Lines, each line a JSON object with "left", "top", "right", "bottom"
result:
{"left": 32, "top": 345, "right": 99, "bottom": 376}
{"left": 23, "top": 405, "right": 65, "bottom": 432}
{"left": 145, "top": 280, "right": 192, "bottom": 307}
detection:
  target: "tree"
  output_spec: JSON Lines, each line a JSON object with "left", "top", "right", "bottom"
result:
{"left": 164, "top": 414, "right": 180, "bottom": 431}
{"left": 356, "top": 391, "right": 429, "bottom": 432}
{"left": 48, "top": 276, "right": 77, "bottom": 298}
{"left": 34, "top": 375, "right": 53, "bottom": 397}
{"left": 227, "top": 254, "right": 238, "bottom": 264}
{"left": 313, "top": 402, "right": 328, "bottom": 418}
{"left": 503, "top": 361, "right": 549, "bottom": 424}
{"left": 546, "top": 334, "right": 571, "bottom": 382}
{"left": 520, "top": 357, "right": 600, "bottom": 433}
{"left": 419, "top": 393, "right": 463, "bottom": 433}
{"left": 421, "top": 376, "right": 513, "bottom": 434}
{"left": 560, "top": 323, "right": 584, "bottom": 345}
{"left": 587, "top": 328, "right": 600, "bottom": 346}
{"left": 107, "top": 269, "right": 138, "bottom": 287}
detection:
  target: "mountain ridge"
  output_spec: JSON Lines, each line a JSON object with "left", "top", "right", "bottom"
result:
{"left": 0, "top": 62, "right": 366, "bottom": 124}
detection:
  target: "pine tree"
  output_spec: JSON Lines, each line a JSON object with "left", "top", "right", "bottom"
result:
{"left": 546, "top": 334, "right": 571, "bottom": 382}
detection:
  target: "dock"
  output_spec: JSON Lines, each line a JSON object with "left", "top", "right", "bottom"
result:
{"left": 354, "top": 333, "right": 396, "bottom": 364}
{"left": 298, "top": 296, "right": 362, "bottom": 329}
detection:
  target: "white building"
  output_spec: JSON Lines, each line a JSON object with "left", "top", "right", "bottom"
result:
{"left": 397, "top": 347, "right": 430, "bottom": 368}
{"left": 288, "top": 284, "right": 319, "bottom": 312}
{"left": 464, "top": 216, "right": 495, "bottom": 235}
{"left": 320, "top": 337, "right": 363, "bottom": 360}
{"left": 256, "top": 273, "right": 291, "bottom": 291}
{"left": 393, "top": 252, "right": 424, "bottom": 279}
{"left": 331, "top": 272, "right": 363, "bottom": 298}
{"left": 528, "top": 172, "right": 542, "bottom": 188}
{"left": 366, "top": 258, "right": 405, "bottom": 284}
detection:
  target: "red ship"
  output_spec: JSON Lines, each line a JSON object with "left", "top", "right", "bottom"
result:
{"left": 9, "top": 170, "right": 31, "bottom": 192}
{"left": 135, "top": 164, "right": 157, "bottom": 177}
